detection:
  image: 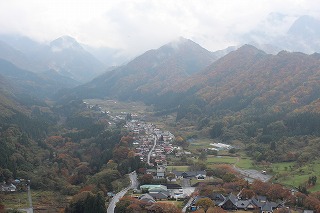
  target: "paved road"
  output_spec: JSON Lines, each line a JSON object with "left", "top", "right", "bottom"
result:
{"left": 182, "top": 196, "right": 194, "bottom": 213}
{"left": 147, "top": 135, "right": 157, "bottom": 165}
{"left": 107, "top": 171, "right": 138, "bottom": 213}
{"left": 233, "top": 166, "right": 272, "bottom": 183}
{"left": 182, "top": 178, "right": 191, "bottom": 187}
{"left": 17, "top": 185, "right": 33, "bottom": 213}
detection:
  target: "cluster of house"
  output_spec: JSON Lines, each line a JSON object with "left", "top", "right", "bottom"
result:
{"left": 126, "top": 120, "right": 176, "bottom": 165}
{"left": 146, "top": 166, "right": 207, "bottom": 181}
{"left": 0, "top": 183, "right": 17, "bottom": 192}
{"left": 136, "top": 184, "right": 187, "bottom": 203}
{"left": 0, "top": 179, "right": 28, "bottom": 193}
{"left": 189, "top": 193, "right": 284, "bottom": 213}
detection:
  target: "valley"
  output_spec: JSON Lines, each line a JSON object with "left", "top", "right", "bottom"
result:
{"left": 1, "top": 22, "right": 320, "bottom": 212}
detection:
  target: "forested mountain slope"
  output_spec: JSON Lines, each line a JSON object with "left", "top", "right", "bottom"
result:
{"left": 174, "top": 45, "right": 320, "bottom": 116}
{"left": 65, "top": 37, "right": 217, "bottom": 101}
{"left": 0, "top": 58, "right": 79, "bottom": 99}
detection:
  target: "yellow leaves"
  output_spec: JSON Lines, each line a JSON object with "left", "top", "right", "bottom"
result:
{"left": 127, "top": 150, "right": 136, "bottom": 158}
{"left": 290, "top": 96, "right": 298, "bottom": 104}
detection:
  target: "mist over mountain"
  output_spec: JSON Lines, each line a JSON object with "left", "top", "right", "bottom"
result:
{"left": 63, "top": 37, "right": 218, "bottom": 101}
{"left": 0, "top": 35, "right": 109, "bottom": 83}
{"left": 244, "top": 15, "right": 320, "bottom": 54}
{"left": 83, "top": 45, "right": 130, "bottom": 67}
{"left": 0, "top": 58, "right": 78, "bottom": 99}
{"left": 0, "top": 40, "right": 36, "bottom": 71}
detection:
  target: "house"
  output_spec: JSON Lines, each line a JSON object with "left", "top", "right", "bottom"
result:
{"left": 209, "top": 193, "right": 225, "bottom": 206}
{"left": 189, "top": 196, "right": 208, "bottom": 211}
{"left": 218, "top": 193, "right": 267, "bottom": 211}
{"left": 139, "top": 194, "right": 156, "bottom": 203}
{"left": 148, "top": 191, "right": 170, "bottom": 200}
{"left": 0, "top": 183, "right": 16, "bottom": 192}
{"left": 173, "top": 171, "right": 206, "bottom": 179}
{"left": 251, "top": 196, "right": 282, "bottom": 213}
{"left": 219, "top": 193, "right": 238, "bottom": 210}
{"left": 156, "top": 165, "right": 166, "bottom": 179}
{"left": 140, "top": 185, "right": 167, "bottom": 192}
{"left": 148, "top": 186, "right": 169, "bottom": 193}
{"left": 148, "top": 185, "right": 171, "bottom": 201}
{"left": 236, "top": 200, "right": 256, "bottom": 210}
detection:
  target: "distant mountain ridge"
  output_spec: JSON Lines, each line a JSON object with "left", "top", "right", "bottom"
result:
{"left": 66, "top": 37, "right": 218, "bottom": 100}
{"left": 161, "top": 44, "right": 320, "bottom": 120}
{"left": 0, "top": 58, "right": 79, "bottom": 99}
{"left": 245, "top": 15, "right": 320, "bottom": 54}
{"left": 66, "top": 42, "right": 320, "bottom": 121}
{"left": 0, "top": 35, "right": 107, "bottom": 83}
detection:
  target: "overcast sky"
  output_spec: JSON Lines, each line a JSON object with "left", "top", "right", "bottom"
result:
{"left": 0, "top": 0, "right": 319, "bottom": 56}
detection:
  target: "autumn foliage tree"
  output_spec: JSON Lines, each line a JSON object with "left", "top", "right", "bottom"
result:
{"left": 148, "top": 202, "right": 181, "bottom": 213}
{"left": 206, "top": 206, "right": 227, "bottom": 213}
{"left": 241, "top": 189, "right": 256, "bottom": 199}
{"left": 267, "top": 184, "right": 289, "bottom": 201}
{"left": 195, "top": 197, "right": 215, "bottom": 212}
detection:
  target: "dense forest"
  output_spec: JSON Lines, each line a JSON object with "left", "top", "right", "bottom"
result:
{"left": 0, "top": 96, "right": 145, "bottom": 211}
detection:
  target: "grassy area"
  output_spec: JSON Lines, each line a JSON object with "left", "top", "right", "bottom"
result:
{"left": 166, "top": 166, "right": 190, "bottom": 172}
{"left": 235, "top": 157, "right": 254, "bottom": 169}
{"left": 272, "top": 160, "right": 320, "bottom": 192}
{"left": 186, "top": 138, "right": 214, "bottom": 154}
{"left": 206, "top": 156, "right": 238, "bottom": 164}
{"left": 157, "top": 200, "right": 184, "bottom": 209}
{"left": 190, "top": 177, "right": 222, "bottom": 186}
{"left": 2, "top": 190, "right": 68, "bottom": 210}
{"left": 84, "top": 99, "right": 150, "bottom": 116}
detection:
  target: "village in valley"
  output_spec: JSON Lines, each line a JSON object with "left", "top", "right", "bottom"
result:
{"left": 1, "top": 100, "right": 313, "bottom": 213}
{"left": 121, "top": 114, "right": 292, "bottom": 213}
{"left": 81, "top": 100, "right": 314, "bottom": 213}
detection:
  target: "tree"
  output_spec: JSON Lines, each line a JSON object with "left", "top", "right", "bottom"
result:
{"left": 199, "top": 151, "right": 207, "bottom": 161}
{"left": 195, "top": 197, "right": 214, "bottom": 212}
{"left": 115, "top": 196, "right": 136, "bottom": 213}
{"left": 113, "top": 146, "right": 130, "bottom": 162}
{"left": 209, "top": 122, "right": 224, "bottom": 138}
{"left": 166, "top": 172, "right": 176, "bottom": 182}
{"left": 139, "top": 174, "right": 153, "bottom": 185}
{"left": 148, "top": 203, "right": 181, "bottom": 213}
{"left": 274, "top": 208, "right": 291, "bottom": 213}
{"left": 267, "top": 184, "right": 289, "bottom": 201}
{"left": 127, "top": 203, "right": 142, "bottom": 212}
{"left": 206, "top": 206, "right": 227, "bottom": 213}
{"left": 251, "top": 180, "right": 270, "bottom": 195}
{"left": 241, "top": 189, "right": 256, "bottom": 199}
{"left": 65, "top": 191, "right": 106, "bottom": 213}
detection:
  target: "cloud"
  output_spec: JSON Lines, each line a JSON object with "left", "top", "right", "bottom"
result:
{"left": 0, "top": 0, "right": 319, "bottom": 57}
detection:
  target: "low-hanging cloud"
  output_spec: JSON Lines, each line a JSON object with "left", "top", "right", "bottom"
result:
{"left": 0, "top": 0, "right": 319, "bottom": 57}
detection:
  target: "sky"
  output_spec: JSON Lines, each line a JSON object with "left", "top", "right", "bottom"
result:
{"left": 0, "top": 0, "right": 319, "bottom": 57}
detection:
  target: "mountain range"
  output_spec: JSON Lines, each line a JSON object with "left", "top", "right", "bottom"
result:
{"left": 66, "top": 37, "right": 219, "bottom": 101}
{"left": 0, "top": 15, "right": 320, "bottom": 121}
{"left": 0, "top": 35, "right": 108, "bottom": 83}
{"left": 63, "top": 42, "right": 320, "bottom": 121}
{"left": 245, "top": 15, "right": 320, "bottom": 54}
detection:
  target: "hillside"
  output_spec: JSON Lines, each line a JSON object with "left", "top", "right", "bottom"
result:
{"left": 64, "top": 37, "right": 217, "bottom": 101}
{"left": 0, "top": 35, "right": 107, "bottom": 83}
{"left": 174, "top": 45, "right": 320, "bottom": 115}
{"left": 0, "top": 58, "right": 79, "bottom": 99}
{"left": 0, "top": 75, "right": 24, "bottom": 118}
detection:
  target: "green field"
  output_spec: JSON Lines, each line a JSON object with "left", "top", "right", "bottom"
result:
{"left": 235, "top": 157, "right": 254, "bottom": 169}
{"left": 272, "top": 161, "right": 320, "bottom": 192}
{"left": 1, "top": 190, "right": 67, "bottom": 210}
{"left": 186, "top": 138, "right": 214, "bottom": 154}
{"left": 84, "top": 99, "right": 150, "bottom": 115}
{"left": 166, "top": 166, "right": 190, "bottom": 172}
{"left": 207, "top": 156, "right": 238, "bottom": 164}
